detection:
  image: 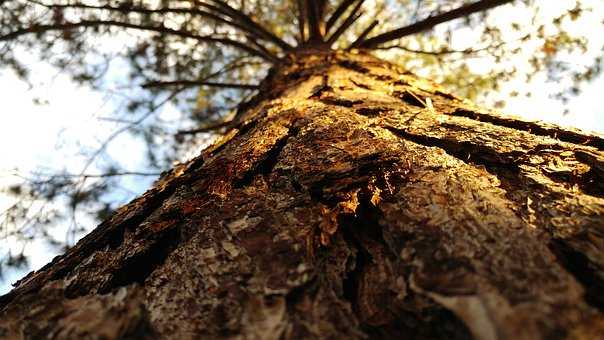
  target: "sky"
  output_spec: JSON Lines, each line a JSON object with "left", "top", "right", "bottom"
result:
{"left": 477, "top": 0, "right": 604, "bottom": 133}
{"left": 0, "top": 1, "right": 603, "bottom": 294}
{"left": 0, "top": 64, "right": 161, "bottom": 291}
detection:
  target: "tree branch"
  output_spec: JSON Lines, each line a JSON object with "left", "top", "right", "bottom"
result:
{"left": 142, "top": 57, "right": 259, "bottom": 89}
{"left": 142, "top": 80, "right": 259, "bottom": 89}
{"left": 326, "top": 0, "right": 364, "bottom": 45}
{"left": 245, "top": 35, "right": 279, "bottom": 62}
{"left": 25, "top": 0, "right": 268, "bottom": 45}
{"left": 359, "top": 0, "right": 513, "bottom": 48}
{"left": 306, "top": 0, "right": 322, "bottom": 42}
{"left": 206, "top": 0, "right": 293, "bottom": 51}
{"left": 348, "top": 19, "right": 378, "bottom": 49}
{"left": 325, "top": 0, "right": 358, "bottom": 34}
{"left": 32, "top": 171, "right": 163, "bottom": 179}
{"left": 0, "top": 19, "right": 274, "bottom": 62}
{"left": 375, "top": 41, "right": 505, "bottom": 55}
{"left": 66, "top": 86, "right": 187, "bottom": 224}
{"left": 316, "top": 0, "right": 328, "bottom": 35}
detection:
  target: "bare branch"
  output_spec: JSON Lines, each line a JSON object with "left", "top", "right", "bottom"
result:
{"left": 296, "top": 0, "right": 306, "bottom": 42}
{"left": 142, "top": 57, "right": 260, "bottom": 89}
{"left": 374, "top": 40, "right": 506, "bottom": 55}
{"left": 316, "top": 0, "right": 328, "bottom": 33}
{"left": 348, "top": 19, "right": 378, "bottom": 49}
{"left": 359, "top": 0, "right": 513, "bottom": 49}
{"left": 326, "top": 0, "right": 364, "bottom": 45}
{"left": 29, "top": 171, "right": 162, "bottom": 179}
{"left": 306, "top": 0, "right": 322, "bottom": 42}
{"left": 376, "top": 45, "right": 473, "bottom": 55}
{"left": 142, "top": 80, "right": 258, "bottom": 89}
{"left": 25, "top": 0, "right": 271, "bottom": 45}
{"left": 62, "top": 86, "right": 187, "bottom": 235}
{"left": 206, "top": 0, "right": 293, "bottom": 51}
{"left": 0, "top": 19, "right": 274, "bottom": 62}
{"left": 27, "top": 0, "right": 220, "bottom": 23}
{"left": 198, "top": 1, "right": 259, "bottom": 37}
{"left": 245, "top": 35, "right": 280, "bottom": 62}
{"left": 325, "top": 0, "right": 358, "bottom": 33}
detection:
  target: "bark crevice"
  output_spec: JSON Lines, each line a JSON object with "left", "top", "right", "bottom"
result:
{"left": 235, "top": 121, "right": 301, "bottom": 188}
{"left": 449, "top": 108, "right": 604, "bottom": 150}
{"left": 549, "top": 238, "right": 604, "bottom": 311}
{"left": 383, "top": 124, "right": 604, "bottom": 200}
{"left": 98, "top": 227, "right": 181, "bottom": 295}
{"left": 383, "top": 125, "right": 521, "bottom": 168}
{"left": 354, "top": 188, "right": 473, "bottom": 339}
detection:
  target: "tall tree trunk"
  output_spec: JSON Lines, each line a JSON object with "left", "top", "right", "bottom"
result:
{"left": 1, "top": 51, "right": 604, "bottom": 340}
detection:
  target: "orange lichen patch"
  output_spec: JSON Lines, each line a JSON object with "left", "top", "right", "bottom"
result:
{"left": 370, "top": 187, "right": 382, "bottom": 206}
{"left": 208, "top": 179, "right": 231, "bottom": 199}
{"left": 319, "top": 205, "right": 337, "bottom": 246}
{"left": 319, "top": 190, "right": 359, "bottom": 246}
{"left": 204, "top": 161, "right": 236, "bottom": 199}
{"left": 172, "top": 162, "right": 188, "bottom": 178}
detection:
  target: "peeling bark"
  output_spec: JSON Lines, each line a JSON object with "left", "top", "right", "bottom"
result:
{"left": 1, "top": 51, "right": 603, "bottom": 339}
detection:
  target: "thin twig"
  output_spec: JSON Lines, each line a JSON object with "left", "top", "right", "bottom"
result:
{"left": 306, "top": 0, "right": 322, "bottom": 42}
{"left": 25, "top": 0, "right": 278, "bottom": 51}
{"left": 207, "top": 0, "right": 293, "bottom": 51}
{"left": 325, "top": 0, "right": 358, "bottom": 34}
{"left": 142, "top": 81, "right": 258, "bottom": 89}
{"left": 142, "top": 57, "right": 260, "bottom": 90}
{"left": 375, "top": 41, "right": 504, "bottom": 55}
{"left": 1, "top": 19, "right": 273, "bottom": 62}
{"left": 326, "top": 0, "right": 364, "bottom": 45}
{"left": 31, "top": 172, "right": 162, "bottom": 179}
{"left": 67, "top": 87, "right": 186, "bottom": 233}
{"left": 359, "top": 0, "right": 512, "bottom": 48}
{"left": 348, "top": 19, "right": 378, "bottom": 49}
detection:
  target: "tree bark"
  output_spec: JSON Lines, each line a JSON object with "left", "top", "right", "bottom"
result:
{"left": 1, "top": 51, "right": 604, "bottom": 339}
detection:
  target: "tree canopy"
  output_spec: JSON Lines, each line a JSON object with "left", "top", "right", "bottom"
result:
{"left": 1, "top": 0, "right": 602, "bottom": 280}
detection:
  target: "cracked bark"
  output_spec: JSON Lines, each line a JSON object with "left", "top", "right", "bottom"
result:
{"left": 1, "top": 51, "right": 604, "bottom": 339}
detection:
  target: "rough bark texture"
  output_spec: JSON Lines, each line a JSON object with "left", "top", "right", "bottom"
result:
{"left": 1, "top": 51, "right": 604, "bottom": 339}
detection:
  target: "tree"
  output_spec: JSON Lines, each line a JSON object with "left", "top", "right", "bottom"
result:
{"left": 1, "top": 0, "right": 602, "bottom": 261}
{"left": 1, "top": 0, "right": 604, "bottom": 338}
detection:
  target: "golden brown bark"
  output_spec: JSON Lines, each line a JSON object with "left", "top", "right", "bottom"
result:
{"left": 1, "top": 51, "right": 603, "bottom": 339}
